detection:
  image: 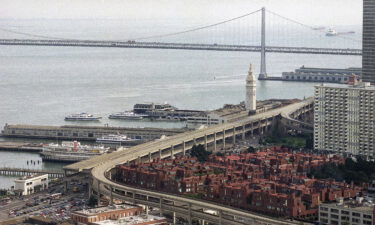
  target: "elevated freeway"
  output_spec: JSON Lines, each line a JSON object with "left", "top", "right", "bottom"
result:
{"left": 64, "top": 98, "right": 314, "bottom": 225}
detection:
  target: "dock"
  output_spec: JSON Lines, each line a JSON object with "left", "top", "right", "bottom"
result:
{"left": 0, "top": 141, "right": 44, "bottom": 153}
{"left": 0, "top": 167, "right": 64, "bottom": 178}
{"left": 1, "top": 124, "right": 188, "bottom": 142}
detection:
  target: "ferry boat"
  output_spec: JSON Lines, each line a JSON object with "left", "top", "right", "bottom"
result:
{"left": 108, "top": 111, "right": 147, "bottom": 120}
{"left": 312, "top": 26, "right": 325, "bottom": 31}
{"left": 96, "top": 134, "right": 141, "bottom": 145}
{"left": 326, "top": 28, "right": 338, "bottom": 36}
{"left": 40, "top": 141, "right": 109, "bottom": 162}
{"left": 65, "top": 112, "right": 102, "bottom": 121}
{"left": 133, "top": 102, "right": 176, "bottom": 114}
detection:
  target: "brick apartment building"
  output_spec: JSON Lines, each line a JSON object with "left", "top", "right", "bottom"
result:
{"left": 115, "top": 147, "right": 362, "bottom": 220}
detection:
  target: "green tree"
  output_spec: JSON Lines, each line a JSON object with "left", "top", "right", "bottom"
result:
{"left": 215, "top": 152, "right": 224, "bottom": 157}
{"left": 247, "top": 146, "right": 257, "bottom": 153}
{"left": 191, "top": 144, "right": 211, "bottom": 162}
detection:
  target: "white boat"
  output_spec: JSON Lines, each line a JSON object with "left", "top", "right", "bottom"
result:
{"left": 108, "top": 111, "right": 147, "bottom": 120}
{"left": 326, "top": 28, "right": 338, "bottom": 36}
{"left": 96, "top": 134, "right": 141, "bottom": 145}
{"left": 65, "top": 112, "right": 102, "bottom": 121}
{"left": 40, "top": 141, "right": 109, "bottom": 162}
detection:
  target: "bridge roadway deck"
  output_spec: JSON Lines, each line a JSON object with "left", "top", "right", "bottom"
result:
{"left": 0, "top": 39, "right": 362, "bottom": 55}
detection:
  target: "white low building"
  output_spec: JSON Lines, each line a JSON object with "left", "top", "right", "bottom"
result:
{"left": 14, "top": 174, "right": 48, "bottom": 195}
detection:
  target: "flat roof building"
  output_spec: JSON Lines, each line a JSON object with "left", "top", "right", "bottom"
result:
{"left": 92, "top": 215, "right": 167, "bottom": 225}
{"left": 282, "top": 66, "right": 361, "bottom": 84}
{"left": 314, "top": 82, "right": 375, "bottom": 156}
{"left": 14, "top": 174, "right": 48, "bottom": 196}
{"left": 71, "top": 204, "right": 143, "bottom": 225}
{"left": 363, "top": 0, "right": 375, "bottom": 84}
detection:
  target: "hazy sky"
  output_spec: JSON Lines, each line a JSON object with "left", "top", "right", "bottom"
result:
{"left": 0, "top": 0, "right": 362, "bottom": 25}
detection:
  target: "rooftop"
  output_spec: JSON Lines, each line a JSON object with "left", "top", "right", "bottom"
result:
{"left": 73, "top": 205, "right": 139, "bottom": 216}
{"left": 321, "top": 197, "right": 375, "bottom": 213}
{"left": 93, "top": 214, "right": 166, "bottom": 225}
{"left": 316, "top": 82, "right": 375, "bottom": 90}
{"left": 15, "top": 173, "right": 48, "bottom": 181}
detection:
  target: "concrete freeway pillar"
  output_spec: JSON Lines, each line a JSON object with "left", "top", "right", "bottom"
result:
{"left": 204, "top": 134, "right": 207, "bottom": 150}
{"left": 222, "top": 129, "right": 226, "bottom": 150}
{"left": 110, "top": 185, "right": 113, "bottom": 205}
{"left": 182, "top": 141, "right": 186, "bottom": 156}
{"left": 218, "top": 210, "right": 222, "bottom": 225}
{"left": 159, "top": 149, "right": 162, "bottom": 159}
{"left": 173, "top": 212, "right": 176, "bottom": 224}
{"left": 258, "top": 121, "right": 262, "bottom": 135}
{"left": 214, "top": 133, "right": 217, "bottom": 152}
{"left": 148, "top": 152, "right": 152, "bottom": 162}
{"left": 97, "top": 180, "right": 101, "bottom": 206}
{"left": 159, "top": 198, "right": 163, "bottom": 217}
{"left": 171, "top": 145, "right": 174, "bottom": 159}
{"left": 242, "top": 125, "right": 246, "bottom": 140}
{"left": 188, "top": 203, "right": 192, "bottom": 225}
{"left": 146, "top": 196, "right": 149, "bottom": 215}
{"left": 232, "top": 126, "right": 236, "bottom": 144}
{"left": 88, "top": 179, "right": 92, "bottom": 198}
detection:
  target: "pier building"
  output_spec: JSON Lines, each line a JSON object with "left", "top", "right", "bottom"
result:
{"left": 1, "top": 124, "right": 187, "bottom": 142}
{"left": 282, "top": 66, "right": 361, "bottom": 83}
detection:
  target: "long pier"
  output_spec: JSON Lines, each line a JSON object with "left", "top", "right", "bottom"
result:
{"left": 1, "top": 124, "right": 188, "bottom": 142}
{"left": 0, "top": 142, "right": 43, "bottom": 153}
{"left": 0, "top": 167, "right": 64, "bottom": 178}
{"left": 0, "top": 39, "right": 362, "bottom": 55}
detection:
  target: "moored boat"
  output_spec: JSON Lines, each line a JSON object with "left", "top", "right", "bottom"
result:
{"left": 40, "top": 141, "right": 109, "bottom": 162}
{"left": 108, "top": 111, "right": 147, "bottom": 120}
{"left": 96, "top": 134, "right": 141, "bottom": 145}
{"left": 65, "top": 112, "right": 102, "bottom": 121}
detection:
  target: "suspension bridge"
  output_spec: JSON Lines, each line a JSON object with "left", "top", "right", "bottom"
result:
{"left": 0, "top": 8, "right": 362, "bottom": 78}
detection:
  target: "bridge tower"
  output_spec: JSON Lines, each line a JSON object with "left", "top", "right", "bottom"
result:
{"left": 258, "top": 7, "right": 267, "bottom": 79}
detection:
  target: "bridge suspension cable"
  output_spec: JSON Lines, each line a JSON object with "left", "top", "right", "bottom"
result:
{"left": 266, "top": 9, "right": 361, "bottom": 44}
{"left": 0, "top": 27, "right": 71, "bottom": 40}
{"left": 128, "top": 9, "right": 262, "bottom": 41}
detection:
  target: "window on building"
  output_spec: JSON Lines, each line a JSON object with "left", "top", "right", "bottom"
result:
{"left": 364, "top": 214, "right": 372, "bottom": 219}
{"left": 330, "top": 208, "right": 339, "bottom": 213}
{"left": 352, "top": 218, "right": 360, "bottom": 223}
{"left": 352, "top": 212, "right": 361, "bottom": 217}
